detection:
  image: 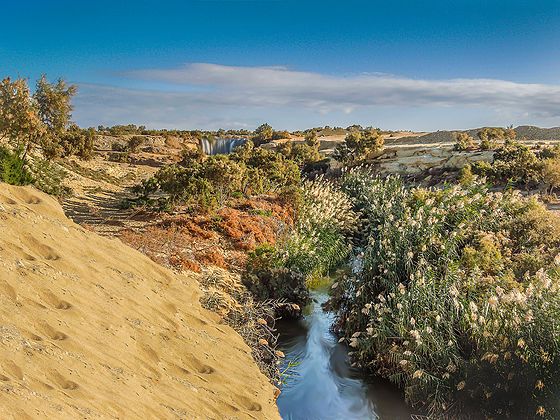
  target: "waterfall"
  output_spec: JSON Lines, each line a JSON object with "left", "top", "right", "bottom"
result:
{"left": 199, "top": 138, "right": 247, "bottom": 155}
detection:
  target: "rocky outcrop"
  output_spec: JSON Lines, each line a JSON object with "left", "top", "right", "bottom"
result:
{"left": 372, "top": 145, "right": 494, "bottom": 175}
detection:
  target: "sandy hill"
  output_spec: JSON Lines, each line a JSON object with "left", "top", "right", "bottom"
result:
{"left": 0, "top": 184, "right": 279, "bottom": 419}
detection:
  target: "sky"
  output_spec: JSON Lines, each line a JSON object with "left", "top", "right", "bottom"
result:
{"left": 1, "top": 0, "right": 560, "bottom": 131}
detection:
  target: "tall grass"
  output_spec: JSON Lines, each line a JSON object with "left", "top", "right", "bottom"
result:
{"left": 332, "top": 168, "right": 560, "bottom": 419}
{"left": 244, "top": 176, "right": 357, "bottom": 303}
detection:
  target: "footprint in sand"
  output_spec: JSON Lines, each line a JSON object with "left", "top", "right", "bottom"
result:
{"left": 23, "top": 330, "right": 43, "bottom": 341}
{"left": 39, "top": 321, "right": 69, "bottom": 341}
{"left": 167, "top": 362, "right": 191, "bottom": 378}
{"left": 182, "top": 354, "right": 215, "bottom": 375}
{"left": 235, "top": 395, "right": 263, "bottom": 412}
{"left": 0, "top": 194, "right": 17, "bottom": 205}
{"left": 7, "top": 244, "right": 36, "bottom": 261}
{"left": 39, "top": 290, "right": 73, "bottom": 310}
{"left": 3, "top": 360, "right": 23, "bottom": 380}
{"left": 21, "top": 236, "right": 61, "bottom": 261}
{"left": 47, "top": 370, "right": 80, "bottom": 390}
{"left": 0, "top": 280, "right": 17, "bottom": 301}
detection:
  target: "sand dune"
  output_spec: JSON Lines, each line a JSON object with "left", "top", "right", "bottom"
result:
{"left": 0, "top": 184, "right": 279, "bottom": 419}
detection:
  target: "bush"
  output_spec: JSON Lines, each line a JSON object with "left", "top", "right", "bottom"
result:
{"left": 252, "top": 123, "right": 274, "bottom": 146}
{"left": 131, "top": 143, "right": 302, "bottom": 212}
{"left": 333, "top": 128, "right": 384, "bottom": 164}
{"left": 108, "top": 152, "right": 130, "bottom": 163}
{"left": 542, "top": 157, "right": 560, "bottom": 193}
{"left": 331, "top": 169, "right": 560, "bottom": 418}
{"left": 0, "top": 146, "right": 33, "bottom": 185}
{"left": 127, "top": 135, "right": 144, "bottom": 153}
{"left": 454, "top": 132, "right": 476, "bottom": 151}
{"left": 279, "top": 141, "right": 321, "bottom": 166}
{"left": 0, "top": 146, "right": 69, "bottom": 196}
{"left": 472, "top": 140, "right": 543, "bottom": 189}
{"left": 244, "top": 245, "right": 309, "bottom": 304}
{"left": 59, "top": 125, "right": 95, "bottom": 159}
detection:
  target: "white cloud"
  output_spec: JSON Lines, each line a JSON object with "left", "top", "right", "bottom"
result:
{"left": 72, "top": 63, "right": 560, "bottom": 129}
{"left": 127, "top": 63, "right": 560, "bottom": 114}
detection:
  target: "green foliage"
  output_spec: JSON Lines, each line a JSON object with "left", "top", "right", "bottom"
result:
{"left": 271, "top": 130, "right": 291, "bottom": 140}
{"left": 252, "top": 123, "right": 274, "bottom": 146}
{"left": 244, "top": 245, "right": 309, "bottom": 304}
{"left": 30, "top": 158, "right": 71, "bottom": 197}
{"left": 491, "top": 140, "right": 542, "bottom": 186}
{"left": 473, "top": 140, "right": 543, "bottom": 189}
{"left": 108, "top": 151, "right": 131, "bottom": 163}
{"left": 58, "top": 124, "right": 95, "bottom": 159}
{"left": 0, "top": 75, "right": 91, "bottom": 162}
{"left": 0, "top": 146, "right": 69, "bottom": 196}
{"left": 127, "top": 135, "right": 144, "bottom": 153}
{"left": 458, "top": 164, "right": 474, "bottom": 186}
{"left": 332, "top": 169, "right": 560, "bottom": 418}
{"left": 131, "top": 142, "right": 301, "bottom": 212}
{"left": 304, "top": 130, "right": 319, "bottom": 148}
{"left": 0, "top": 77, "right": 46, "bottom": 156}
{"left": 279, "top": 141, "right": 321, "bottom": 166}
{"left": 0, "top": 146, "right": 33, "bottom": 185}
{"left": 453, "top": 132, "right": 476, "bottom": 151}
{"left": 542, "top": 157, "right": 560, "bottom": 193}
{"left": 244, "top": 177, "right": 357, "bottom": 304}
{"left": 477, "top": 127, "right": 515, "bottom": 150}
{"left": 333, "top": 128, "right": 384, "bottom": 164}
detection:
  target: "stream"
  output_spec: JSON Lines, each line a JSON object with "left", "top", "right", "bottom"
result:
{"left": 276, "top": 288, "right": 413, "bottom": 420}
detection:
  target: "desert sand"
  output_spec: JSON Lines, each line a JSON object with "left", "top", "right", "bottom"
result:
{"left": 0, "top": 184, "right": 279, "bottom": 419}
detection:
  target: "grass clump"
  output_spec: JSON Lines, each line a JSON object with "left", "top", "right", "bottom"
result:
{"left": 244, "top": 176, "right": 357, "bottom": 305}
{"left": 331, "top": 168, "right": 560, "bottom": 418}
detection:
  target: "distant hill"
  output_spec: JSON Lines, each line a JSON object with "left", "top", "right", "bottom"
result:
{"left": 397, "top": 126, "right": 560, "bottom": 144}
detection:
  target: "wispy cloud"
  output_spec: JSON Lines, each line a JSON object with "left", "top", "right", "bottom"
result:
{"left": 72, "top": 63, "right": 560, "bottom": 129}
{"left": 127, "top": 63, "right": 560, "bottom": 114}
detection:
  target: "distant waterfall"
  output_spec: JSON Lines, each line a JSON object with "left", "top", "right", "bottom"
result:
{"left": 199, "top": 138, "right": 247, "bottom": 155}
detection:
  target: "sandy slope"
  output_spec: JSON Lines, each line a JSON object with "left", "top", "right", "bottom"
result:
{"left": 0, "top": 184, "right": 279, "bottom": 419}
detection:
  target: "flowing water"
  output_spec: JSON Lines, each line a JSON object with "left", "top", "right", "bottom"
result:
{"left": 199, "top": 137, "right": 246, "bottom": 155}
{"left": 276, "top": 288, "right": 413, "bottom": 420}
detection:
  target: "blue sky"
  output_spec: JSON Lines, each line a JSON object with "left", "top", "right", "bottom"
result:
{"left": 2, "top": 0, "right": 560, "bottom": 130}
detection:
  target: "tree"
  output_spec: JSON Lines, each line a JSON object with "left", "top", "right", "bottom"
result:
{"left": 59, "top": 124, "right": 95, "bottom": 159}
{"left": 0, "top": 75, "right": 84, "bottom": 161}
{"left": 34, "top": 75, "right": 76, "bottom": 135}
{"left": 304, "top": 130, "right": 319, "bottom": 148}
{"left": 0, "top": 77, "right": 46, "bottom": 159}
{"left": 252, "top": 123, "right": 274, "bottom": 145}
{"left": 333, "top": 128, "right": 384, "bottom": 164}
{"left": 454, "top": 132, "right": 476, "bottom": 151}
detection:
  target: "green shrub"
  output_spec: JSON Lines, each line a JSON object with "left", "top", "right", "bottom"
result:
{"left": 333, "top": 128, "right": 384, "bottom": 164}
{"left": 542, "top": 157, "right": 560, "bottom": 193}
{"left": 59, "top": 124, "right": 95, "bottom": 159}
{"left": 127, "top": 135, "right": 144, "bottom": 153}
{"left": 131, "top": 143, "right": 301, "bottom": 212}
{"left": 0, "top": 146, "right": 33, "bottom": 185}
{"left": 244, "top": 245, "right": 308, "bottom": 304}
{"left": 332, "top": 169, "right": 560, "bottom": 418}
{"left": 252, "top": 123, "right": 274, "bottom": 146}
{"left": 454, "top": 132, "right": 476, "bottom": 151}
{"left": 108, "top": 151, "right": 130, "bottom": 163}
{"left": 30, "top": 158, "right": 71, "bottom": 197}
